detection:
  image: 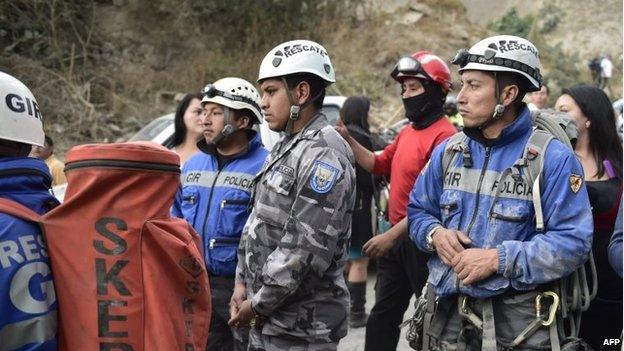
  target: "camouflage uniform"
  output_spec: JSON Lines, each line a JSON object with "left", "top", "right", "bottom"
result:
{"left": 236, "top": 114, "right": 356, "bottom": 350}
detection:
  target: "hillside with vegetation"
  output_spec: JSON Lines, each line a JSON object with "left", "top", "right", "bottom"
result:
{"left": 0, "top": 0, "right": 621, "bottom": 155}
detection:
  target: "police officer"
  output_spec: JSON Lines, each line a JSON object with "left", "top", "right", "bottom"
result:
{"left": 408, "top": 35, "right": 593, "bottom": 349}
{"left": 0, "top": 71, "right": 58, "bottom": 350}
{"left": 228, "top": 40, "right": 356, "bottom": 350}
{"left": 172, "top": 77, "right": 269, "bottom": 351}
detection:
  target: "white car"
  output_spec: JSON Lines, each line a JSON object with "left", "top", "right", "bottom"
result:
{"left": 52, "top": 96, "right": 347, "bottom": 201}
{"left": 128, "top": 95, "right": 347, "bottom": 151}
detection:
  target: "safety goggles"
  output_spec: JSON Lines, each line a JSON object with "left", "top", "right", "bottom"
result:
{"left": 390, "top": 56, "right": 430, "bottom": 81}
{"left": 201, "top": 84, "right": 261, "bottom": 112}
{"left": 451, "top": 49, "right": 542, "bottom": 83}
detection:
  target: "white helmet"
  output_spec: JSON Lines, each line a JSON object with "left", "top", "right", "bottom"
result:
{"left": 0, "top": 71, "right": 45, "bottom": 146}
{"left": 201, "top": 77, "right": 262, "bottom": 123}
{"left": 452, "top": 35, "right": 542, "bottom": 91}
{"left": 258, "top": 39, "right": 335, "bottom": 85}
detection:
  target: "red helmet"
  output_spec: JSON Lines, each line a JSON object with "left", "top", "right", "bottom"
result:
{"left": 390, "top": 51, "right": 452, "bottom": 92}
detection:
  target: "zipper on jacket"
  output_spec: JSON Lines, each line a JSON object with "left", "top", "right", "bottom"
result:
{"left": 201, "top": 168, "right": 221, "bottom": 247}
{"left": 491, "top": 212, "right": 526, "bottom": 223}
{"left": 64, "top": 159, "right": 180, "bottom": 173}
{"left": 201, "top": 158, "right": 236, "bottom": 245}
{"left": 220, "top": 198, "right": 249, "bottom": 209}
{"left": 209, "top": 237, "right": 241, "bottom": 249}
{"left": 465, "top": 147, "right": 492, "bottom": 237}
{"left": 183, "top": 195, "right": 197, "bottom": 205}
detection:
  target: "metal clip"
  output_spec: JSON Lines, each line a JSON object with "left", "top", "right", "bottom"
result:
{"left": 535, "top": 291, "right": 559, "bottom": 326}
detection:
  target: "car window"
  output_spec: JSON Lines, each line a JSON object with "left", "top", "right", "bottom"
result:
{"left": 129, "top": 117, "right": 173, "bottom": 142}
{"left": 322, "top": 105, "right": 340, "bottom": 126}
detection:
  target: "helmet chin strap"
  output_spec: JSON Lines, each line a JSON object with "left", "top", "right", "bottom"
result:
{"left": 477, "top": 71, "right": 505, "bottom": 131}
{"left": 281, "top": 77, "right": 324, "bottom": 136}
{"left": 211, "top": 107, "right": 237, "bottom": 146}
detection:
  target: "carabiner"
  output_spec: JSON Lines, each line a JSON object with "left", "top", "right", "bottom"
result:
{"left": 536, "top": 291, "right": 559, "bottom": 326}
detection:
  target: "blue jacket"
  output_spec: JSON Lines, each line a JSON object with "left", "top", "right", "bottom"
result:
{"left": 408, "top": 107, "right": 593, "bottom": 298}
{"left": 172, "top": 132, "right": 269, "bottom": 277}
{"left": 0, "top": 157, "right": 59, "bottom": 350}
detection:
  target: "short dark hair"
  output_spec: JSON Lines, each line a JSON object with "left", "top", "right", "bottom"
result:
{"left": 0, "top": 139, "right": 31, "bottom": 157}
{"left": 231, "top": 108, "right": 254, "bottom": 129}
{"left": 172, "top": 92, "right": 204, "bottom": 147}
{"left": 496, "top": 72, "right": 529, "bottom": 109}
{"left": 285, "top": 73, "right": 326, "bottom": 110}
{"left": 340, "top": 96, "right": 370, "bottom": 133}
{"left": 44, "top": 135, "right": 54, "bottom": 148}
{"left": 563, "top": 84, "right": 622, "bottom": 179}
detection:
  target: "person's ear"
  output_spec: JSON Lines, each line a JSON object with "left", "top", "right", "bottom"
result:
{"left": 294, "top": 81, "right": 311, "bottom": 105}
{"left": 501, "top": 84, "right": 519, "bottom": 107}
{"left": 237, "top": 115, "right": 251, "bottom": 130}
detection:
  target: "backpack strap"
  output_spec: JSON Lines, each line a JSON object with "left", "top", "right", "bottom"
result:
{"left": 441, "top": 132, "right": 470, "bottom": 178}
{"left": 524, "top": 130, "right": 554, "bottom": 232}
{"left": 0, "top": 197, "right": 42, "bottom": 223}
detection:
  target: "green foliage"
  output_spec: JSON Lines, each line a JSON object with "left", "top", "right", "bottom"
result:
{"left": 487, "top": 8, "right": 533, "bottom": 38}
{"left": 538, "top": 4, "right": 564, "bottom": 34}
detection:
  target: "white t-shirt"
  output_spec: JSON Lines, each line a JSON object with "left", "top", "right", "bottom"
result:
{"left": 601, "top": 58, "right": 613, "bottom": 78}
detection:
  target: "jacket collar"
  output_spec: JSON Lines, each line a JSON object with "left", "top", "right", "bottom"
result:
{"left": 0, "top": 157, "right": 58, "bottom": 212}
{"left": 465, "top": 104, "right": 532, "bottom": 147}
{"left": 197, "top": 129, "right": 263, "bottom": 158}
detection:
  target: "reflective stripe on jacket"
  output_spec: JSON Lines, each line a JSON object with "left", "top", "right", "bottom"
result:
{"left": 408, "top": 107, "right": 593, "bottom": 298}
{"left": 172, "top": 132, "right": 269, "bottom": 276}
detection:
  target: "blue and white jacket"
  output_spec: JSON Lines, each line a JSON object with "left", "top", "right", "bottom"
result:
{"left": 0, "top": 157, "right": 59, "bottom": 350}
{"left": 408, "top": 107, "right": 593, "bottom": 298}
{"left": 172, "top": 132, "right": 269, "bottom": 277}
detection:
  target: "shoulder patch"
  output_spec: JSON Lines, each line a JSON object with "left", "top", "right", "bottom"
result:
{"left": 569, "top": 173, "right": 582, "bottom": 193}
{"left": 309, "top": 160, "right": 339, "bottom": 194}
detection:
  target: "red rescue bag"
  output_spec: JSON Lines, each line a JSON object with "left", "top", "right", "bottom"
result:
{"left": 37, "top": 142, "right": 210, "bottom": 350}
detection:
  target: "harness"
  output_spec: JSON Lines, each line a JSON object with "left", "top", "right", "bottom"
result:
{"left": 403, "top": 110, "right": 597, "bottom": 350}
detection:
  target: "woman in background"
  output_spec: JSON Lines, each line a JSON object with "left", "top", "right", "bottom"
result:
{"left": 172, "top": 92, "right": 204, "bottom": 166}
{"left": 339, "top": 96, "right": 375, "bottom": 328}
{"left": 555, "top": 84, "right": 623, "bottom": 349}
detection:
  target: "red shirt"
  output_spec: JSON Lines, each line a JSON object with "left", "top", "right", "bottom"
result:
{"left": 373, "top": 117, "right": 456, "bottom": 225}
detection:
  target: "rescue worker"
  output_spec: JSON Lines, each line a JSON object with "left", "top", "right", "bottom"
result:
{"left": 0, "top": 71, "right": 58, "bottom": 350}
{"left": 228, "top": 39, "right": 356, "bottom": 350}
{"left": 408, "top": 35, "right": 593, "bottom": 349}
{"left": 171, "top": 77, "right": 269, "bottom": 351}
{"left": 336, "top": 51, "right": 456, "bottom": 351}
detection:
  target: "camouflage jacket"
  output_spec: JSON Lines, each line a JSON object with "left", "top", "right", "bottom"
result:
{"left": 236, "top": 114, "right": 356, "bottom": 343}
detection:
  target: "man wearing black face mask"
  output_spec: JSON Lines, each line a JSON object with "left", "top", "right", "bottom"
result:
{"left": 336, "top": 51, "right": 456, "bottom": 350}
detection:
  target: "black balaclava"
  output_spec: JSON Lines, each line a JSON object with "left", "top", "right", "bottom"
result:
{"left": 403, "top": 79, "right": 445, "bottom": 130}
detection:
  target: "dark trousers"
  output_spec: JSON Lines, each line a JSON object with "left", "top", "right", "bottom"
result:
{"left": 206, "top": 276, "right": 249, "bottom": 351}
{"left": 365, "top": 234, "right": 429, "bottom": 351}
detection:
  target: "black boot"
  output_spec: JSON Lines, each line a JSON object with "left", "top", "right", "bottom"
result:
{"left": 348, "top": 281, "right": 368, "bottom": 328}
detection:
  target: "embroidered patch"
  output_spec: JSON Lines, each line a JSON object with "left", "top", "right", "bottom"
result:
{"left": 569, "top": 173, "right": 583, "bottom": 194}
{"left": 309, "top": 160, "right": 339, "bottom": 194}
{"left": 276, "top": 164, "right": 295, "bottom": 177}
